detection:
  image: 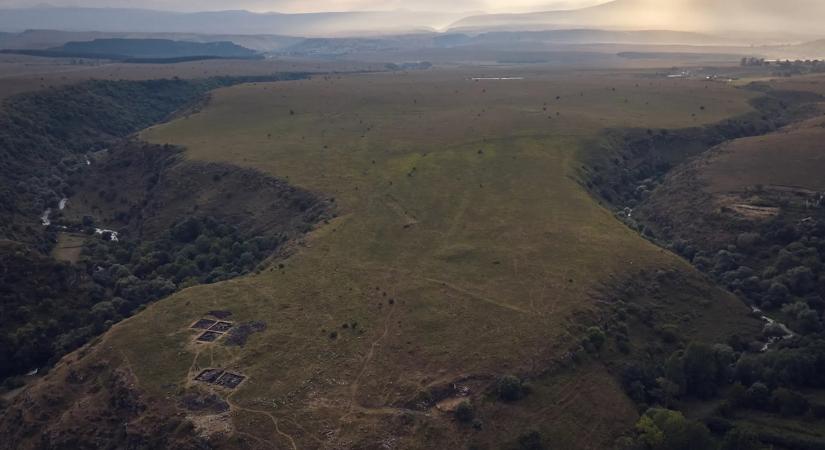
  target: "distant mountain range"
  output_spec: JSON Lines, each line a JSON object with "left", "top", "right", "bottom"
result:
{"left": 57, "top": 38, "right": 258, "bottom": 59}
{"left": 0, "top": 38, "right": 260, "bottom": 62}
{"left": 0, "top": 6, "right": 463, "bottom": 37}
{"left": 0, "top": 2, "right": 823, "bottom": 40}
{"left": 450, "top": 0, "right": 825, "bottom": 38}
{"left": 0, "top": 29, "right": 301, "bottom": 52}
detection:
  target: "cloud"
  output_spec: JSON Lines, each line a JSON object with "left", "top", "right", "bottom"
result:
{"left": 0, "top": 0, "right": 603, "bottom": 13}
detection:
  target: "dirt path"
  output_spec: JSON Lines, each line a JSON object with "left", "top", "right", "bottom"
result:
{"left": 334, "top": 303, "right": 396, "bottom": 435}
{"left": 226, "top": 393, "right": 298, "bottom": 450}
{"left": 422, "top": 276, "right": 529, "bottom": 314}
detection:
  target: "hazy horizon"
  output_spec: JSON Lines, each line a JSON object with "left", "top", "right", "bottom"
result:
{"left": 0, "top": 0, "right": 606, "bottom": 14}
{"left": 0, "top": 0, "right": 822, "bottom": 39}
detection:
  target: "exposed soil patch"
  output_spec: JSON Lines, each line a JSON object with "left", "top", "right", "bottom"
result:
{"left": 214, "top": 372, "right": 245, "bottom": 389}
{"left": 191, "top": 319, "right": 217, "bottom": 330}
{"left": 195, "top": 368, "right": 224, "bottom": 383}
{"left": 179, "top": 391, "right": 230, "bottom": 414}
{"left": 223, "top": 321, "right": 267, "bottom": 347}
{"left": 194, "top": 369, "right": 246, "bottom": 390}
{"left": 196, "top": 331, "right": 223, "bottom": 343}
{"left": 208, "top": 321, "right": 234, "bottom": 333}
{"left": 192, "top": 317, "right": 234, "bottom": 343}
{"left": 725, "top": 202, "right": 780, "bottom": 220}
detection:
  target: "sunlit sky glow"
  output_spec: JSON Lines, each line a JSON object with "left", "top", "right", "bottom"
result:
{"left": 0, "top": 0, "right": 606, "bottom": 13}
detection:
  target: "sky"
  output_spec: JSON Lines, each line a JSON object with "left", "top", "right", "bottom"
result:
{"left": 0, "top": 0, "right": 605, "bottom": 13}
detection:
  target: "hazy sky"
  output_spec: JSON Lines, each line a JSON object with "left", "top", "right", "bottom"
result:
{"left": 0, "top": 0, "right": 605, "bottom": 13}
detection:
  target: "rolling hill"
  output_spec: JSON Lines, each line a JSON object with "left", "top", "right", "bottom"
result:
{"left": 0, "top": 66, "right": 764, "bottom": 449}
{"left": 54, "top": 39, "right": 257, "bottom": 59}
{"left": 450, "top": 0, "right": 825, "bottom": 38}
{"left": 0, "top": 6, "right": 463, "bottom": 37}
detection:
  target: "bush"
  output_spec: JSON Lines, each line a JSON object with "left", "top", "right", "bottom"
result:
{"left": 454, "top": 400, "right": 475, "bottom": 423}
{"left": 517, "top": 431, "right": 544, "bottom": 450}
{"left": 497, "top": 375, "right": 526, "bottom": 402}
{"left": 721, "top": 427, "right": 764, "bottom": 450}
{"left": 746, "top": 382, "right": 771, "bottom": 410}
{"left": 586, "top": 326, "right": 606, "bottom": 351}
{"left": 771, "top": 388, "right": 809, "bottom": 416}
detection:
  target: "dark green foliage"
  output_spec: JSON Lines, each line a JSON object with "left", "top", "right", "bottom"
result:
{"left": 770, "top": 387, "right": 809, "bottom": 417}
{"left": 633, "top": 408, "right": 715, "bottom": 450}
{"left": 746, "top": 382, "right": 771, "bottom": 410}
{"left": 721, "top": 428, "right": 763, "bottom": 450}
{"left": 735, "top": 339, "right": 825, "bottom": 389}
{"left": 516, "top": 430, "right": 544, "bottom": 450}
{"left": 0, "top": 75, "right": 311, "bottom": 383}
{"left": 0, "top": 74, "right": 307, "bottom": 248}
{"left": 454, "top": 400, "right": 475, "bottom": 423}
{"left": 585, "top": 326, "right": 606, "bottom": 352}
{"left": 0, "top": 245, "right": 100, "bottom": 379}
{"left": 496, "top": 375, "right": 526, "bottom": 402}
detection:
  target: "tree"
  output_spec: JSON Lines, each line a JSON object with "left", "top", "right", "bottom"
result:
{"left": 727, "top": 383, "right": 748, "bottom": 408}
{"left": 771, "top": 388, "right": 809, "bottom": 416}
{"left": 682, "top": 342, "right": 724, "bottom": 398}
{"left": 781, "top": 301, "right": 822, "bottom": 334}
{"left": 636, "top": 408, "right": 714, "bottom": 450}
{"left": 635, "top": 408, "right": 715, "bottom": 450}
{"left": 721, "top": 428, "right": 763, "bottom": 450}
{"left": 784, "top": 266, "right": 816, "bottom": 295}
{"left": 746, "top": 382, "right": 771, "bottom": 410}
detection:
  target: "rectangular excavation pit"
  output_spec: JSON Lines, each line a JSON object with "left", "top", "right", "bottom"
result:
{"left": 214, "top": 372, "right": 246, "bottom": 389}
{"left": 191, "top": 319, "right": 217, "bottom": 330}
{"left": 208, "top": 321, "right": 234, "bottom": 333}
{"left": 194, "top": 369, "right": 245, "bottom": 390}
{"left": 196, "top": 331, "right": 223, "bottom": 342}
{"left": 195, "top": 368, "right": 225, "bottom": 383}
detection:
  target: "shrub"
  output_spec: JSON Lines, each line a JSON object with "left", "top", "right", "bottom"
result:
{"left": 496, "top": 375, "right": 525, "bottom": 402}
{"left": 517, "top": 431, "right": 544, "bottom": 450}
{"left": 586, "top": 326, "right": 606, "bottom": 351}
{"left": 454, "top": 400, "right": 475, "bottom": 423}
{"left": 721, "top": 427, "right": 763, "bottom": 450}
{"left": 746, "top": 382, "right": 771, "bottom": 410}
{"left": 771, "top": 388, "right": 809, "bottom": 416}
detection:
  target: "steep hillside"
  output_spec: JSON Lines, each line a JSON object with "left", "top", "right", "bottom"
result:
{"left": 0, "top": 74, "right": 329, "bottom": 384}
{"left": 584, "top": 75, "right": 825, "bottom": 448}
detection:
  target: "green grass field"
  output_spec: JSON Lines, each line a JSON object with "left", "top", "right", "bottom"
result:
{"left": 93, "top": 68, "right": 761, "bottom": 448}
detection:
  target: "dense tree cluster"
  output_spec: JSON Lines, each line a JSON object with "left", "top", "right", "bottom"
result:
{"left": 0, "top": 74, "right": 312, "bottom": 385}
{"left": 586, "top": 87, "right": 821, "bottom": 211}
{"left": 0, "top": 74, "right": 308, "bottom": 250}
{"left": 0, "top": 215, "right": 281, "bottom": 384}
{"left": 85, "top": 216, "right": 281, "bottom": 296}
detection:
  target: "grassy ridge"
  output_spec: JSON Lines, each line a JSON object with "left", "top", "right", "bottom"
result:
{"left": 118, "top": 69, "right": 760, "bottom": 447}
